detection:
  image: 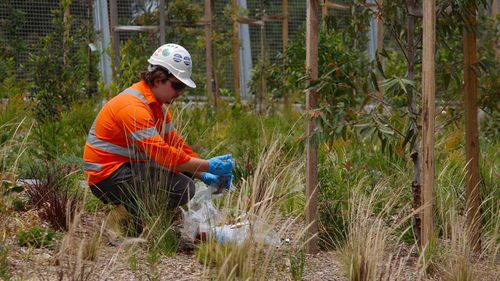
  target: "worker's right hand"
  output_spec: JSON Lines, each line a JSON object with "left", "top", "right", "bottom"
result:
{"left": 207, "top": 154, "right": 234, "bottom": 175}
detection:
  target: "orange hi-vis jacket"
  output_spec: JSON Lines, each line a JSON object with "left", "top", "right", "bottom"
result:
{"left": 83, "top": 80, "right": 198, "bottom": 186}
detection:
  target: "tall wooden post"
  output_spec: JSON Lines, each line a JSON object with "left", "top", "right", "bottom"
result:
{"left": 376, "top": 1, "right": 384, "bottom": 57}
{"left": 62, "top": 1, "right": 70, "bottom": 67}
{"left": 493, "top": 0, "right": 499, "bottom": 59}
{"left": 421, "top": 0, "right": 436, "bottom": 250}
{"left": 407, "top": 0, "right": 422, "bottom": 246}
{"left": 109, "top": 0, "right": 120, "bottom": 80}
{"left": 283, "top": 0, "right": 290, "bottom": 108}
{"left": 306, "top": 0, "right": 319, "bottom": 254}
{"left": 159, "top": 0, "right": 165, "bottom": 44}
{"left": 283, "top": 0, "right": 289, "bottom": 51}
{"left": 205, "top": 0, "right": 216, "bottom": 107}
{"left": 231, "top": 0, "right": 241, "bottom": 103}
{"left": 259, "top": 15, "right": 267, "bottom": 114}
{"left": 464, "top": 3, "right": 481, "bottom": 253}
{"left": 376, "top": 0, "right": 384, "bottom": 98}
{"left": 322, "top": 0, "right": 328, "bottom": 29}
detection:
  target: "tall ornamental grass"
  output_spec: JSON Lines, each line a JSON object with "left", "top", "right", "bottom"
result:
{"left": 197, "top": 134, "right": 306, "bottom": 280}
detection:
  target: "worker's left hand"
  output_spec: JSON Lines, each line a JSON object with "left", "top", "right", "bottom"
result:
{"left": 200, "top": 172, "right": 222, "bottom": 187}
{"left": 200, "top": 172, "right": 233, "bottom": 190}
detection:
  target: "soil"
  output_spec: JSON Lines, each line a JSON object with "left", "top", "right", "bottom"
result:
{"left": 2, "top": 207, "right": 499, "bottom": 280}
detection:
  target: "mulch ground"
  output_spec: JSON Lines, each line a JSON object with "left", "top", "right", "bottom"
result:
{"left": 2, "top": 207, "right": 499, "bottom": 280}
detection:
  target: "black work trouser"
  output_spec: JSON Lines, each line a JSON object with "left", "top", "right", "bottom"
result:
{"left": 89, "top": 162, "right": 195, "bottom": 236}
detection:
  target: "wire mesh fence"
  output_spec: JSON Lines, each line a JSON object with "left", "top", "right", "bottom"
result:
{"left": 0, "top": 0, "right": 92, "bottom": 80}
{"left": 1, "top": 0, "right": 358, "bottom": 97}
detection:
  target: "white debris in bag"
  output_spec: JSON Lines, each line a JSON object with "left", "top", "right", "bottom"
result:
{"left": 181, "top": 182, "right": 224, "bottom": 240}
{"left": 182, "top": 182, "right": 281, "bottom": 246}
{"left": 212, "top": 221, "right": 250, "bottom": 245}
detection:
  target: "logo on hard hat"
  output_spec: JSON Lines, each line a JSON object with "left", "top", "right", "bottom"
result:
{"left": 173, "top": 53, "right": 182, "bottom": 63}
{"left": 162, "top": 49, "right": 170, "bottom": 57}
{"left": 183, "top": 56, "right": 191, "bottom": 66}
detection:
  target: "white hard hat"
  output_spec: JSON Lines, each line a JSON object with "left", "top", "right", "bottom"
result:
{"left": 148, "top": 43, "right": 196, "bottom": 88}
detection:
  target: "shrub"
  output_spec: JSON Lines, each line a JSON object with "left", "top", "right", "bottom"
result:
{"left": 16, "top": 226, "right": 58, "bottom": 248}
{"left": 27, "top": 1, "right": 98, "bottom": 120}
{"left": 24, "top": 160, "right": 82, "bottom": 231}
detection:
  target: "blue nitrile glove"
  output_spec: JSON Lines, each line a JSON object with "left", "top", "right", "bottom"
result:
{"left": 200, "top": 173, "right": 234, "bottom": 190}
{"left": 208, "top": 154, "right": 234, "bottom": 175}
{"left": 200, "top": 172, "right": 219, "bottom": 186}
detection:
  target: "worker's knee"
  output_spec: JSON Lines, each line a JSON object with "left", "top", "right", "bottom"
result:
{"left": 169, "top": 179, "right": 195, "bottom": 209}
{"left": 180, "top": 180, "right": 196, "bottom": 205}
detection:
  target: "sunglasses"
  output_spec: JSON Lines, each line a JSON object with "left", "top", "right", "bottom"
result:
{"left": 168, "top": 79, "right": 186, "bottom": 92}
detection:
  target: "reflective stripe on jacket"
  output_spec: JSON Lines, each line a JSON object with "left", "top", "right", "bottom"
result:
{"left": 83, "top": 80, "right": 198, "bottom": 185}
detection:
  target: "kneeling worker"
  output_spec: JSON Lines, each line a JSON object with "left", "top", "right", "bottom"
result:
{"left": 83, "top": 43, "right": 233, "bottom": 235}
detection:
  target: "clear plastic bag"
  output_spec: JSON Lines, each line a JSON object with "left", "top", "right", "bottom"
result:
{"left": 182, "top": 182, "right": 280, "bottom": 247}
{"left": 181, "top": 183, "right": 223, "bottom": 241}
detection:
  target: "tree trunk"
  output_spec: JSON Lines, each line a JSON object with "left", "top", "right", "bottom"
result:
{"left": 463, "top": 3, "right": 481, "bottom": 253}
{"left": 407, "top": 0, "right": 422, "bottom": 246}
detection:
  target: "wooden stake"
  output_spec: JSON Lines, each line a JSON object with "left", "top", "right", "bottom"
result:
{"left": 322, "top": 0, "right": 328, "bottom": 29}
{"left": 204, "top": 0, "right": 216, "bottom": 107}
{"left": 109, "top": 0, "right": 120, "bottom": 80}
{"left": 159, "top": 0, "right": 165, "bottom": 44}
{"left": 283, "top": 0, "right": 289, "bottom": 51}
{"left": 231, "top": 0, "right": 241, "bottom": 103}
{"left": 62, "top": 1, "right": 70, "bottom": 67}
{"left": 376, "top": 0, "right": 384, "bottom": 98}
{"left": 283, "top": 0, "right": 290, "bottom": 108}
{"left": 407, "top": 0, "right": 422, "bottom": 246}
{"left": 259, "top": 15, "right": 267, "bottom": 114}
{"left": 421, "top": 0, "right": 436, "bottom": 250}
{"left": 306, "top": 0, "right": 319, "bottom": 254}
{"left": 464, "top": 3, "right": 482, "bottom": 253}
{"left": 493, "top": 0, "right": 499, "bottom": 59}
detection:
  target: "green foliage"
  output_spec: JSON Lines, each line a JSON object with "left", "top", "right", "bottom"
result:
{"left": 0, "top": 1, "right": 27, "bottom": 64}
{"left": 83, "top": 194, "right": 106, "bottom": 213}
{"left": 16, "top": 226, "right": 59, "bottom": 248}
{"left": 323, "top": 3, "right": 372, "bottom": 46}
{"left": 317, "top": 127, "right": 411, "bottom": 248}
{"left": 30, "top": 100, "right": 96, "bottom": 162}
{"left": 10, "top": 197, "right": 26, "bottom": 212}
{"left": 0, "top": 100, "right": 31, "bottom": 181}
{"left": 0, "top": 58, "right": 26, "bottom": 99}
{"left": 174, "top": 105, "right": 303, "bottom": 182}
{"left": 116, "top": 35, "right": 155, "bottom": 90}
{"left": 27, "top": 0, "right": 99, "bottom": 119}
{"left": 266, "top": 28, "right": 370, "bottom": 145}
{"left": 120, "top": 0, "right": 209, "bottom": 97}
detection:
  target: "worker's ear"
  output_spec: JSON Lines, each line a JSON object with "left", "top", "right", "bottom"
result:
{"left": 152, "top": 78, "right": 162, "bottom": 88}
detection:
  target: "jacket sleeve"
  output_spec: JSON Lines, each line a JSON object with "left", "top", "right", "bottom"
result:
{"left": 165, "top": 130, "right": 198, "bottom": 158}
{"left": 162, "top": 109, "right": 198, "bottom": 158}
{"left": 116, "top": 104, "right": 191, "bottom": 169}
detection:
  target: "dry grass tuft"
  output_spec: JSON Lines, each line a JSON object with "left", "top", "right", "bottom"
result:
{"left": 196, "top": 136, "right": 306, "bottom": 280}
{"left": 436, "top": 211, "right": 477, "bottom": 281}
{"left": 339, "top": 180, "right": 412, "bottom": 281}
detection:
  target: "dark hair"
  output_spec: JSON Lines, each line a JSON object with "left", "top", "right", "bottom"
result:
{"left": 140, "top": 65, "right": 173, "bottom": 87}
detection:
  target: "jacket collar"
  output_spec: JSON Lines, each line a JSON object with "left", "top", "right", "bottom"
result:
{"left": 133, "top": 80, "right": 160, "bottom": 106}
